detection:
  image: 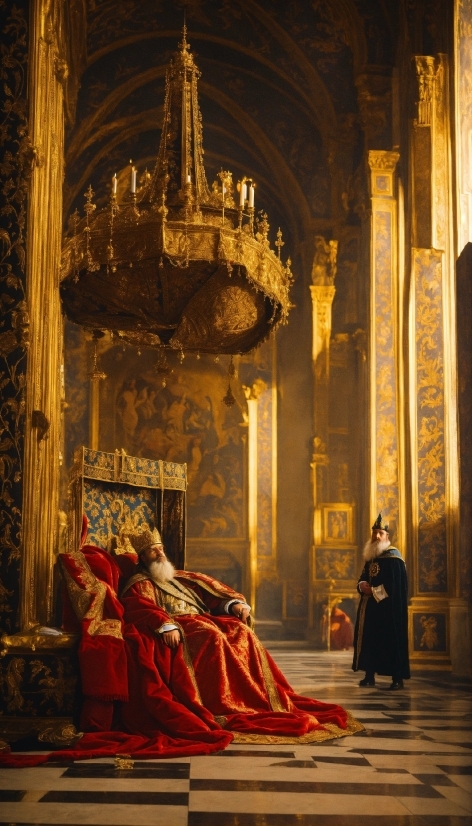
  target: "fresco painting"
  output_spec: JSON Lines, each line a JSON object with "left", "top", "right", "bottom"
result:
{"left": 99, "top": 349, "right": 246, "bottom": 540}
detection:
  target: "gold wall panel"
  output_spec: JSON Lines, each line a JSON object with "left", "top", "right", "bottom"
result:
{"left": 412, "top": 249, "right": 448, "bottom": 594}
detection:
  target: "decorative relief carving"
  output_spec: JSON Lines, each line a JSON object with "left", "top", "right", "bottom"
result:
{"left": 53, "top": 56, "right": 69, "bottom": 84}
{"left": 414, "top": 249, "right": 447, "bottom": 593}
{"left": 414, "top": 56, "right": 437, "bottom": 126}
{"left": 367, "top": 150, "right": 400, "bottom": 173}
{"left": 412, "top": 611, "right": 447, "bottom": 653}
{"left": 311, "top": 236, "right": 338, "bottom": 285}
{"left": 0, "top": 2, "right": 29, "bottom": 632}
{"left": 310, "top": 285, "right": 336, "bottom": 374}
{"left": 0, "top": 654, "right": 78, "bottom": 716}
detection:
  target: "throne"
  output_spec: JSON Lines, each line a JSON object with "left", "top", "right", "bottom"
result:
{"left": 69, "top": 448, "right": 187, "bottom": 569}
{"left": 0, "top": 448, "right": 187, "bottom": 748}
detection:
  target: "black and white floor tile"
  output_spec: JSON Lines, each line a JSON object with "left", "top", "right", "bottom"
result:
{"left": 1, "top": 649, "right": 471, "bottom": 825}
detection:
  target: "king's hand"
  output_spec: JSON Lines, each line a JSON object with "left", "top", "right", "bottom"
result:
{"left": 231, "top": 603, "right": 251, "bottom": 624}
{"left": 162, "top": 629, "right": 181, "bottom": 648}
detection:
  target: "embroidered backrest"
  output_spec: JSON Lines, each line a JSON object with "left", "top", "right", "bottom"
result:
{"left": 68, "top": 447, "right": 187, "bottom": 570}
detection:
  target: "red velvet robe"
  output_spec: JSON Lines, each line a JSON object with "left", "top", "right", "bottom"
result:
{"left": 0, "top": 544, "right": 362, "bottom": 767}
{"left": 119, "top": 570, "right": 360, "bottom": 742}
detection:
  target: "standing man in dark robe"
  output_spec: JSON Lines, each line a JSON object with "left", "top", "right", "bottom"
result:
{"left": 353, "top": 513, "right": 410, "bottom": 690}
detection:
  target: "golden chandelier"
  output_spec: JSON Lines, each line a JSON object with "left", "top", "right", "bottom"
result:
{"left": 60, "top": 28, "right": 292, "bottom": 355}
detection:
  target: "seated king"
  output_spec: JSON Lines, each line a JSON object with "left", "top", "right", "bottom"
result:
{"left": 117, "top": 524, "right": 361, "bottom": 743}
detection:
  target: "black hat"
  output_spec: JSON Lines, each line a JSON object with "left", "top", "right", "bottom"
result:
{"left": 371, "top": 512, "right": 389, "bottom": 532}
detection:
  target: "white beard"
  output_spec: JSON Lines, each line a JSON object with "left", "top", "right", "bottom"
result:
{"left": 363, "top": 538, "right": 391, "bottom": 561}
{"left": 147, "top": 558, "right": 175, "bottom": 582}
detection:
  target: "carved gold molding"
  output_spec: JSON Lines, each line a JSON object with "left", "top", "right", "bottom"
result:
{"left": 367, "top": 151, "right": 400, "bottom": 174}
{"left": 310, "top": 285, "right": 336, "bottom": 369}
{"left": 1, "top": 629, "right": 78, "bottom": 653}
{"left": 414, "top": 56, "right": 437, "bottom": 126}
{"left": 21, "top": 0, "right": 66, "bottom": 628}
{"left": 0, "top": 716, "right": 81, "bottom": 746}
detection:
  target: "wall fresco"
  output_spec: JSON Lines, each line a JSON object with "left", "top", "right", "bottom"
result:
{"left": 414, "top": 249, "right": 447, "bottom": 593}
{"left": 96, "top": 347, "right": 246, "bottom": 540}
{"left": 0, "top": 1, "right": 29, "bottom": 633}
{"left": 314, "top": 548, "right": 356, "bottom": 581}
{"left": 374, "top": 208, "right": 399, "bottom": 534}
{"left": 412, "top": 611, "right": 447, "bottom": 653}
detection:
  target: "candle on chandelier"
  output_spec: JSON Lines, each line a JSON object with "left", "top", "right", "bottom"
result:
{"left": 113, "top": 173, "right": 117, "bottom": 195}
{"left": 186, "top": 173, "right": 191, "bottom": 184}
{"left": 239, "top": 180, "right": 247, "bottom": 207}
{"left": 131, "top": 166, "right": 137, "bottom": 194}
{"left": 248, "top": 182, "right": 255, "bottom": 208}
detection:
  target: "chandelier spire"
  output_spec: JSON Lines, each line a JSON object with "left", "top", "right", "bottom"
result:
{"left": 143, "top": 28, "right": 211, "bottom": 208}
{"left": 60, "top": 33, "right": 293, "bottom": 355}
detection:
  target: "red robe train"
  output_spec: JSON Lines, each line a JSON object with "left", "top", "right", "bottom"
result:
{"left": 120, "top": 569, "right": 361, "bottom": 742}
{"left": 0, "top": 537, "right": 362, "bottom": 767}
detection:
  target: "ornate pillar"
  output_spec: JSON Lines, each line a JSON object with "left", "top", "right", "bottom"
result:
{"left": 244, "top": 342, "right": 279, "bottom": 633}
{"left": 309, "top": 236, "right": 337, "bottom": 507}
{"left": 367, "top": 150, "right": 404, "bottom": 550}
{"left": 308, "top": 237, "right": 360, "bottom": 644}
{"left": 408, "top": 55, "right": 462, "bottom": 671}
{"left": 20, "top": 0, "right": 66, "bottom": 628}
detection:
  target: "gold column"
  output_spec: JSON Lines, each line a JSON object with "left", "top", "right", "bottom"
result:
{"left": 310, "top": 286, "right": 336, "bottom": 451}
{"left": 245, "top": 389, "right": 258, "bottom": 614}
{"left": 367, "top": 151, "right": 404, "bottom": 552}
{"left": 309, "top": 236, "right": 337, "bottom": 507}
{"left": 88, "top": 336, "right": 106, "bottom": 451}
{"left": 408, "top": 55, "right": 462, "bottom": 671}
{"left": 308, "top": 239, "right": 337, "bottom": 640}
{"left": 20, "top": 0, "right": 66, "bottom": 628}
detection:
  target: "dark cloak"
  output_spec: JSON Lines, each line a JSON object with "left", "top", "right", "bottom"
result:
{"left": 352, "top": 547, "right": 410, "bottom": 679}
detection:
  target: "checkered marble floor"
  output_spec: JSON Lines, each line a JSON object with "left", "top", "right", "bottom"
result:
{"left": 1, "top": 648, "right": 471, "bottom": 826}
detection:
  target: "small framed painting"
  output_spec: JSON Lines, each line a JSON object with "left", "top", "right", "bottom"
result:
{"left": 321, "top": 504, "right": 354, "bottom": 545}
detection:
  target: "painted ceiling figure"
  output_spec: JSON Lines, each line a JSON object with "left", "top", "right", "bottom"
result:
{"left": 352, "top": 513, "right": 410, "bottom": 690}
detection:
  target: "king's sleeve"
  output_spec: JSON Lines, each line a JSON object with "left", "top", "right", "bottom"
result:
{"left": 120, "top": 580, "right": 173, "bottom": 634}
{"left": 182, "top": 579, "right": 249, "bottom": 615}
